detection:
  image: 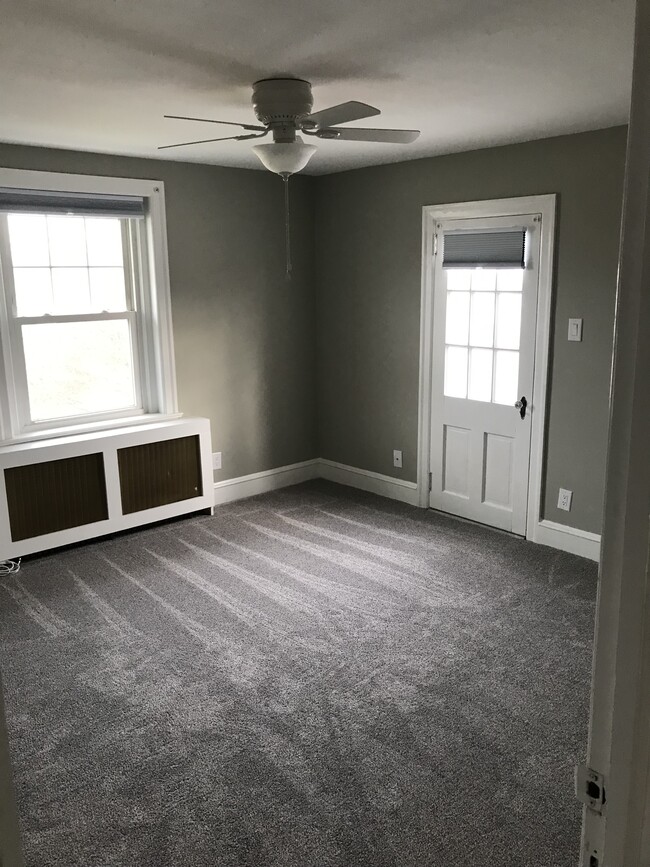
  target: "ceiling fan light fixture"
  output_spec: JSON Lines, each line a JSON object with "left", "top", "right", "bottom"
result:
{"left": 252, "top": 137, "right": 317, "bottom": 177}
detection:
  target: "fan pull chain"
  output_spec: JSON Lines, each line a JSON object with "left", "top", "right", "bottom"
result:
{"left": 282, "top": 174, "right": 292, "bottom": 278}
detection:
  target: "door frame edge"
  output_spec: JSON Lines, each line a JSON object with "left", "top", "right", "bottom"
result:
{"left": 416, "top": 194, "right": 557, "bottom": 541}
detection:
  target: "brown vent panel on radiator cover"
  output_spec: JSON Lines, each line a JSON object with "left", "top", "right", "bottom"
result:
{"left": 118, "top": 435, "right": 203, "bottom": 514}
{"left": 4, "top": 453, "right": 108, "bottom": 542}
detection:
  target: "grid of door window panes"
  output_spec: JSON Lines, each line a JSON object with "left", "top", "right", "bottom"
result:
{"left": 7, "top": 213, "right": 137, "bottom": 422}
{"left": 443, "top": 268, "right": 523, "bottom": 404}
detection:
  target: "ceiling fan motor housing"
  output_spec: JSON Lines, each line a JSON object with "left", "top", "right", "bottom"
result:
{"left": 252, "top": 78, "right": 313, "bottom": 141}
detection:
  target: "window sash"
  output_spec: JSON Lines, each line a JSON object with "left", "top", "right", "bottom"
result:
{"left": 0, "top": 214, "right": 148, "bottom": 435}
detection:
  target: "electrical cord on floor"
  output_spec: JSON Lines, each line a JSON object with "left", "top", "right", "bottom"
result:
{"left": 0, "top": 558, "right": 21, "bottom": 574}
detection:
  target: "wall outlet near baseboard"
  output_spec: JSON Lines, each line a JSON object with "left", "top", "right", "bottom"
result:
{"left": 212, "top": 452, "right": 222, "bottom": 471}
{"left": 558, "top": 488, "right": 573, "bottom": 511}
{"left": 393, "top": 449, "right": 403, "bottom": 469}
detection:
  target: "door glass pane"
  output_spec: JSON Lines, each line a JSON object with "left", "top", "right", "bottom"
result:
{"left": 497, "top": 270, "right": 524, "bottom": 292}
{"left": 7, "top": 215, "right": 50, "bottom": 266}
{"left": 13, "top": 268, "right": 53, "bottom": 317}
{"left": 468, "top": 348, "right": 493, "bottom": 402}
{"left": 22, "top": 320, "right": 137, "bottom": 421}
{"left": 47, "top": 216, "right": 87, "bottom": 266}
{"left": 444, "top": 346, "right": 468, "bottom": 398}
{"left": 494, "top": 350, "right": 519, "bottom": 406}
{"left": 446, "top": 269, "right": 472, "bottom": 292}
{"left": 495, "top": 293, "right": 522, "bottom": 350}
{"left": 445, "top": 291, "right": 470, "bottom": 345}
{"left": 469, "top": 293, "right": 495, "bottom": 347}
{"left": 471, "top": 269, "right": 496, "bottom": 292}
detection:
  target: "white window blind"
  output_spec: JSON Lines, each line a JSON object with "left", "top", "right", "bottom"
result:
{"left": 0, "top": 189, "right": 145, "bottom": 218}
{"left": 442, "top": 229, "right": 526, "bottom": 269}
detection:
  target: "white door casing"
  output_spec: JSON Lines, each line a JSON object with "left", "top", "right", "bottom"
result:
{"left": 580, "top": 0, "right": 650, "bottom": 862}
{"left": 418, "top": 196, "right": 556, "bottom": 541}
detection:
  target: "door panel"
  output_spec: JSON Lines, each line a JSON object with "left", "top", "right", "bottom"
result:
{"left": 429, "top": 214, "right": 541, "bottom": 535}
{"left": 483, "top": 432, "right": 514, "bottom": 510}
{"left": 442, "top": 425, "right": 470, "bottom": 498}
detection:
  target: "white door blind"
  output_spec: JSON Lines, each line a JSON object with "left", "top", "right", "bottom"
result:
{"left": 442, "top": 229, "right": 526, "bottom": 268}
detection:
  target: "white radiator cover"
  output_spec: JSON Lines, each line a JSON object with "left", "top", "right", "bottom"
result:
{"left": 0, "top": 418, "right": 213, "bottom": 559}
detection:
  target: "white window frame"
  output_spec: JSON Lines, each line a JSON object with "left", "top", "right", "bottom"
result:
{"left": 0, "top": 168, "right": 179, "bottom": 443}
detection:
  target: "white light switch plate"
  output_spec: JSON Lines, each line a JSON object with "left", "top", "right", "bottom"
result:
{"left": 393, "top": 449, "right": 403, "bottom": 468}
{"left": 568, "top": 318, "right": 583, "bottom": 341}
{"left": 212, "top": 452, "right": 222, "bottom": 470}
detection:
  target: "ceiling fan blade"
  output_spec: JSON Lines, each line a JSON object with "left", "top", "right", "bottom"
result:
{"left": 316, "top": 127, "right": 420, "bottom": 143}
{"left": 164, "top": 114, "right": 267, "bottom": 132}
{"left": 302, "top": 101, "right": 380, "bottom": 129}
{"left": 158, "top": 131, "right": 267, "bottom": 150}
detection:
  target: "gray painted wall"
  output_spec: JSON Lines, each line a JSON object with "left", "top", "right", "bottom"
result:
{"left": 314, "top": 127, "right": 627, "bottom": 534}
{"left": 0, "top": 144, "right": 317, "bottom": 481}
{"left": 0, "top": 129, "right": 627, "bottom": 533}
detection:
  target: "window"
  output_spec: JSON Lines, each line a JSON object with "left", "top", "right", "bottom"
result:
{"left": 0, "top": 170, "right": 177, "bottom": 441}
{"left": 443, "top": 267, "right": 524, "bottom": 404}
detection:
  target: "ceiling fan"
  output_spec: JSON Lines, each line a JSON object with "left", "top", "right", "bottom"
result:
{"left": 159, "top": 78, "right": 421, "bottom": 177}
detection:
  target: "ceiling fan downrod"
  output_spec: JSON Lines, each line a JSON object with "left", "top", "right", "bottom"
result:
{"left": 281, "top": 173, "right": 292, "bottom": 279}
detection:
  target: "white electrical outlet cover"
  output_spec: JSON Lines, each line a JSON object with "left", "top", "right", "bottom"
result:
{"left": 568, "top": 318, "right": 583, "bottom": 342}
{"left": 557, "top": 488, "right": 573, "bottom": 511}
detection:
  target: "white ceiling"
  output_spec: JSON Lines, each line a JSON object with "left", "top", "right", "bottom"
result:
{"left": 0, "top": 0, "right": 636, "bottom": 175}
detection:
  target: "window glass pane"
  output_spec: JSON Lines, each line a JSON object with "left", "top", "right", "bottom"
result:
{"left": 51, "top": 268, "right": 91, "bottom": 314}
{"left": 89, "top": 268, "right": 127, "bottom": 312}
{"left": 446, "top": 269, "right": 471, "bottom": 292}
{"left": 497, "top": 270, "right": 524, "bottom": 292}
{"left": 445, "top": 291, "right": 470, "bottom": 345}
{"left": 496, "top": 293, "right": 522, "bottom": 350}
{"left": 444, "top": 346, "right": 468, "bottom": 399}
{"left": 7, "top": 215, "right": 50, "bottom": 266}
{"left": 471, "top": 269, "right": 496, "bottom": 292}
{"left": 469, "top": 292, "right": 495, "bottom": 347}
{"left": 494, "top": 350, "right": 519, "bottom": 406}
{"left": 468, "top": 348, "right": 493, "bottom": 401}
{"left": 13, "top": 268, "right": 53, "bottom": 317}
{"left": 22, "top": 320, "right": 136, "bottom": 421}
{"left": 85, "top": 218, "right": 124, "bottom": 266}
{"left": 47, "top": 216, "right": 87, "bottom": 266}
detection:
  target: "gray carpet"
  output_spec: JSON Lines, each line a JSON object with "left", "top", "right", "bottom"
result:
{"left": 0, "top": 480, "right": 597, "bottom": 867}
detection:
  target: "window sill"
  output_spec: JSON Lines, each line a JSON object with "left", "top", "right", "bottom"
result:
{"left": 0, "top": 412, "right": 184, "bottom": 448}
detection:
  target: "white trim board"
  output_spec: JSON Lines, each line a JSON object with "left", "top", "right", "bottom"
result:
{"left": 213, "top": 458, "right": 419, "bottom": 507}
{"left": 213, "top": 459, "right": 319, "bottom": 505}
{"left": 533, "top": 519, "right": 601, "bottom": 561}
{"left": 317, "top": 459, "right": 420, "bottom": 506}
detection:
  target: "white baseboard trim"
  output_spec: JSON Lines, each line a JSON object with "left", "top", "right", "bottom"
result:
{"left": 317, "top": 459, "right": 420, "bottom": 506}
{"left": 532, "top": 519, "right": 601, "bottom": 562}
{"left": 213, "top": 459, "right": 319, "bottom": 505}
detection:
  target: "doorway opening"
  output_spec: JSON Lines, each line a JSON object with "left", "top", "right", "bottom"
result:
{"left": 417, "top": 195, "right": 556, "bottom": 540}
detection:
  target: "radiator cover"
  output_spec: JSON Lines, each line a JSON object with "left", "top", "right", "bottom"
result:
{"left": 5, "top": 453, "right": 108, "bottom": 542}
{"left": 0, "top": 418, "right": 213, "bottom": 559}
{"left": 118, "top": 435, "right": 202, "bottom": 514}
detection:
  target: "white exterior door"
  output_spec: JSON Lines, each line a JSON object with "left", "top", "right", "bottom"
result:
{"left": 428, "top": 214, "right": 541, "bottom": 535}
